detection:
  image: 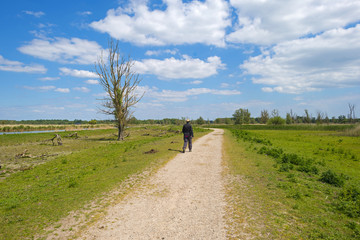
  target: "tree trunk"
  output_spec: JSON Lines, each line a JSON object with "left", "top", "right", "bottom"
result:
{"left": 117, "top": 124, "right": 125, "bottom": 141}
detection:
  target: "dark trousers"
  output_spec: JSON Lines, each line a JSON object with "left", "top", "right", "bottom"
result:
{"left": 183, "top": 135, "right": 192, "bottom": 151}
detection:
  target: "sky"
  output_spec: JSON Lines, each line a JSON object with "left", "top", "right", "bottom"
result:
{"left": 0, "top": 0, "right": 360, "bottom": 121}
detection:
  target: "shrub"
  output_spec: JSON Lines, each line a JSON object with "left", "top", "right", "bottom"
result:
{"left": 336, "top": 185, "right": 360, "bottom": 218}
{"left": 320, "top": 170, "right": 344, "bottom": 187}
{"left": 279, "top": 163, "right": 294, "bottom": 172}
{"left": 297, "top": 165, "right": 319, "bottom": 175}
{"left": 258, "top": 146, "right": 283, "bottom": 159}
{"left": 281, "top": 153, "right": 304, "bottom": 165}
{"left": 267, "top": 116, "right": 286, "bottom": 125}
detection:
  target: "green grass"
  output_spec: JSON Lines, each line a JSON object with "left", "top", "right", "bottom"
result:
{"left": 0, "top": 126, "right": 210, "bottom": 239}
{"left": 223, "top": 126, "right": 360, "bottom": 239}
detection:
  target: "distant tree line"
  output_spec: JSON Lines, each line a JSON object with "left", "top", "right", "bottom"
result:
{"left": 1, "top": 104, "right": 357, "bottom": 127}
{"left": 226, "top": 105, "right": 359, "bottom": 125}
{"left": 128, "top": 117, "right": 211, "bottom": 125}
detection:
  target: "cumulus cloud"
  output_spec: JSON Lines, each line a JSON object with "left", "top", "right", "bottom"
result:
{"left": 135, "top": 55, "right": 225, "bottom": 79}
{"left": 73, "top": 87, "right": 90, "bottom": 93}
{"left": 227, "top": 0, "right": 360, "bottom": 45}
{"left": 18, "top": 37, "right": 104, "bottom": 64}
{"left": 241, "top": 25, "right": 360, "bottom": 93}
{"left": 60, "top": 67, "right": 98, "bottom": 78}
{"left": 0, "top": 55, "right": 46, "bottom": 73}
{"left": 90, "top": 0, "right": 230, "bottom": 46}
{"left": 85, "top": 79, "right": 99, "bottom": 85}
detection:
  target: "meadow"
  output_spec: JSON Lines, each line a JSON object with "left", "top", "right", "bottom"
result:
{"left": 222, "top": 124, "right": 360, "bottom": 239}
{"left": 0, "top": 126, "right": 210, "bottom": 239}
{"left": 1, "top": 123, "right": 359, "bottom": 239}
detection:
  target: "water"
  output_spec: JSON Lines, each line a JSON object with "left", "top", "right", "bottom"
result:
{"left": 0, "top": 127, "right": 115, "bottom": 135}
{"left": 0, "top": 129, "right": 67, "bottom": 135}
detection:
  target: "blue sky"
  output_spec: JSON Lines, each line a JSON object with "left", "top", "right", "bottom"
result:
{"left": 1, "top": 0, "right": 360, "bottom": 121}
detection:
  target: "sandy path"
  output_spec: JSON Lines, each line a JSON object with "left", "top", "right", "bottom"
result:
{"left": 80, "top": 128, "right": 226, "bottom": 239}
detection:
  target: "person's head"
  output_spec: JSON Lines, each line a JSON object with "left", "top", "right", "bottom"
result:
{"left": 186, "top": 119, "right": 190, "bottom": 123}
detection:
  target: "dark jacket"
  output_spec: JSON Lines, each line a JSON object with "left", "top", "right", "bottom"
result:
{"left": 182, "top": 122, "right": 194, "bottom": 137}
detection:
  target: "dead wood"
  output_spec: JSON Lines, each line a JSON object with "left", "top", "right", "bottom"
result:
{"left": 144, "top": 149, "right": 158, "bottom": 154}
{"left": 67, "top": 132, "right": 78, "bottom": 138}
{"left": 15, "top": 149, "right": 33, "bottom": 158}
{"left": 51, "top": 134, "right": 62, "bottom": 146}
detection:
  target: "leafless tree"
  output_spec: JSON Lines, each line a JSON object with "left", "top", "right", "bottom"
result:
{"left": 304, "top": 109, "right": 311, "bottom": 123}
{"left": 95, "top": 39, "right": 143, "bottom": 140}
{"left": 348, "top": 103, "right": 355, "bottom": 123}
{"left": 316, "top": 111, "right": 325, "bottom": 124}
{"left": 260, "top": 110, "right": 269, "bottom": 124}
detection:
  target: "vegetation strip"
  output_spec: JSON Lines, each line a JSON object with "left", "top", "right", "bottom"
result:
{"left": 223, "top": 125, "right": 360, "bottom": 239}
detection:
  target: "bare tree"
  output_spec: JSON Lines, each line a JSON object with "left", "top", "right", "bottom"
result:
{"left": 316, "top": 111, "right": 325, "bottom": 124}
{"left": 260, "top": 110, "right": 269, "bottom": 124}
{"left": 304, "top": 109, "right": 311, "bottom": 123}
{"left": 95, "top": 39, "right": 143, "bottom": 140}
{"left": 348, "top": 103, "right": 355, "bottom": 123}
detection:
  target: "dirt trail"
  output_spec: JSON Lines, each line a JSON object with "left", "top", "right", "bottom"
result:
{"left": 79, "top": 128, "right": 226, "bottom": 239}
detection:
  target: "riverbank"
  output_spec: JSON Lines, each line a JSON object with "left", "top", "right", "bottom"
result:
{"left": 0, "top": 124, "right": 114, "bottom": 134}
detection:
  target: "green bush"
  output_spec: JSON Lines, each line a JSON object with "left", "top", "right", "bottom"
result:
{"left": 336, "top": 185, "right": 360, "bottom": 218}
{"left": 281, "top": 153, "right": 304, "bottom": 165}
{"left": 258, "top": 146, "right": 283, "bottom": 159}
{"left": 320, "top": 170, "right": 344, "bottom": 187}
{"left": 267, "top": 116, "right": 286, "bottom": 125}
{"left": 297, "top": 164, "right": 319, "bottom": 175}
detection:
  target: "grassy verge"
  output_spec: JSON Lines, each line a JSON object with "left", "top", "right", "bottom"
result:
{"left": 223, "top": 126, "right": 360, "bottom": 239}
{"left": 0, "top": 126, "right": 210, "bottom": 239}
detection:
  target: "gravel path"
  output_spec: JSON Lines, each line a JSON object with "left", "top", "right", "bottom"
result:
{"left": 80, "top": 128, "right": 226, "bottom": 239}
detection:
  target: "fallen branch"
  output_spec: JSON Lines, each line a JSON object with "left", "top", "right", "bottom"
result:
{"left": 15, "top": 149, "right": 33, "bottom": 158}
{"left": 51, "top": 134, "right": 62, "bottom": 146}
{"left": 67, "top": 132, "right": 78, "bottom": 138}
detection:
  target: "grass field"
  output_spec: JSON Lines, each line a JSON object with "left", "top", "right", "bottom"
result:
{"left": 0, "top": 126, "right": 210, "bottom": 239}
{"left": 223, "top": 125, "right": 360, "bottom": 239}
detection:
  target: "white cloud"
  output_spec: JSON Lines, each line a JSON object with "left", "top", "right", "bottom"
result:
{"left": 190, "top": 80, "right": 203, "bottom": 85}
{"left": 60, "top": 67, "right": 98, "bottom": 78}
{"left": 261, "top": 87, "right": 273, "bottom": 93}
{"left": 39, "top": 77, "right": 60, "bottom": 81}
{"left": 140, "top": 86, "right": 240, "bottom": 102}
{"left": 85, "top": 79, "right": 99, "bottom": 85}
{"left": 90, "top": 0, "right": 230, "bottom": 46}
{"left": 221, "top": 83, "right": 230, "bottom": 88}
{"left": 23, "top": 10, "right": 45, "bottom": 18}
{"left": 145, "top": 49, "right": 178, "bottom": 56}
{"left": 55, "top": 88, "right": 70, "bottom": 93}
{"left": 79, "top": 11, "right": 92, "bottom": 16}
{"left": 241, "top": 25, "right": 360, "bottom": 94}
{"left": 23, "top": 85, "right": 56, "bottom": 91}
{"left": 0, "top": 55, "right": 46, "bottom": 73}
{"left": 73, "top": 87, "right": 90, "bottom": 93}
{"left": 227, "top": 0, "right": 360, "bottom": 45}
{"left": 18, "top": 37, "right": 104, "bottom": 64}
{"left": 135, "top": 55, "right": 225, "bottom": 79}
